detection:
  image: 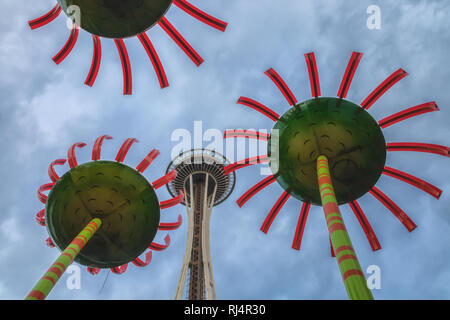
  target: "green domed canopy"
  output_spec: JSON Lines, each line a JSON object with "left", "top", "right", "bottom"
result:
{"left": 45, "top": 160, "right": 160, "bottom": 268}
{"left": 58, "top": 0, "right": 173, "bottom": 38}
{"left": 268, "top": 97, "right": 386, "bottom": 205}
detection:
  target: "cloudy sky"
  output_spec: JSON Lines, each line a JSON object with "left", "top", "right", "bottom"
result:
{"left": 1, "top": 0, "right": 449, "bottom": 300}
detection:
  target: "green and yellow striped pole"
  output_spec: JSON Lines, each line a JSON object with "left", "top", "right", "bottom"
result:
{"left": 317, "top": 155, "right": 373, "bottom": 300}
{"left": 26, "top": 218, "right": 102, "bottom": 300}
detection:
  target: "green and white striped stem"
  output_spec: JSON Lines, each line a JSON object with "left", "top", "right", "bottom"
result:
{"left": 26, "top": 218, "right": 102, "bottom": 300}
{"left": 317, "top": 155, "right": 373, "bottom": 300}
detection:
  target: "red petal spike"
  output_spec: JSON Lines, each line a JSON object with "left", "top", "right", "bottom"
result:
{"left": 92, "top": 135, "right": 113, "bottom": 161}
{"left": 304, "top": 52, "right": 321, "bottom": 98}
{"left": 224, "top": 155, "right": 269, "bottom": 175}
{"left": 158, "top": 214, "right": 183, "bottom": 230}
{"left": 148, "top": 234, "right": 171, "bottom": 251}
{"left": 236, "top": 97, "right": 280, "bottom": 122}
{"left": 28, "top": 4, "right": 62, "bottom": 30}
{"left": 152, "top": 170, "right": 177, "bottom": 190}
{"left": 84, "top": 35, "right": 102, "bottom": 87}
{"left": 330, "top": 237, "right": 336, "bottom": 257}
{"left": 224, "top": 129, "right": 270, "bottom": 141}
{"left": 349, "top": 201, "right": 381, "bottom": 251}
{"left": 369, "top": 186, "right": 417, "bottom": 232}
{"left": 111, "top": 264, "right": 128, "bottom": 275}
{"left": 337, "top": 52, "right": 363, "bottom": 99}
{"left": 52, "top": 26, "right": 79, "bottom": 65}
{"left": 36, "top": 209, "right": 46, "bottom": 226}
{"left": 115, "top": 138, "right": 139, "bottom": 163}
{"left": 160, "top": 192, "right": 184, "bottom": 210}
{"left": 131, "top": 251, "right": 152, "bottom": 267}
{"left": 260, "top": 191, "right": 290, "bottom": 234}
{"left": 38, "top": 183, "right": 54, "bottom": 204}
{"left": 386, "top": 142, "right": 450, "bottom": 157}
{"left": 173, "top": 0, "right": 228, "bottom": 32}
{"left": 114, "top": 39, "right": 132, "bottom": 95}
{"left": 236, "top": 175, "right": 277, "bottom": 207}
{"left": 137, "top": 33, "right": 169, "bottom": 89}
{"left": 361, "top": 68, "right": 408, "bottom": 109}
{"left": 136, "top": 149, "right": 160, "bottom": 173}
{"left": 67, "top": 143, "right": 87, "bottom": 169}
{"left": 383, "top": 166, "right": 442, "bottom": 199}
{"left": 292, "top": 202, "right": 311, "bottom": 250}
{"left": 379, "top": 102, "right": 439, "bottom": 129}
{"left": 87, "top": 267, "right": 101, "bottom": 275}
{"left": 158, "top": 17, "right": 204, "bottom": 67}
{"left": 264, "top": 68, "right": 298, "bottom": 106}
{"left": 48, "top": 159, "right": 67, "bottom": 183}
{"left": 46, "top": 237, "right": 55, "bottom": 248}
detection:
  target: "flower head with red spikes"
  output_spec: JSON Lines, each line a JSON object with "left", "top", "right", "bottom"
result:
{"left": 36, "top": 135, "right": 184, "bottom": 275}
{"left": 225, "top": 52, "right": 449, "bottom": 254}
{"left": 28, "top": 0, "right": 228, "bottom": 94}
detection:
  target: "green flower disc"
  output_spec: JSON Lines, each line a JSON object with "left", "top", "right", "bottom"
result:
{"left": 58, "top": 0, "right": 173, "bottom": 38}
{"left": 45, "top": 161, "right": 160, "bottom": 268}
{"left": 268, "top": 97, "right": 386, "bottom": 205}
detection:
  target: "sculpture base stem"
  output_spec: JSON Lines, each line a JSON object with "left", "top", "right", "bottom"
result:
{"left": 25, "top": 218, "right": 102, "bottom": 300}
{"left": 317, "top": 155, "right": 373, "bottom": 300}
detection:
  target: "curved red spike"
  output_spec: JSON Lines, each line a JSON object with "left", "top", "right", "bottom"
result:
{"left": 236, "top": 97, "right": 280, "bottom": 122}
{"left": 361, "top": 68, "right": 408, "bottom": 109}
{"left": 292, "top": 202, "right": 311, "bottom": 250}
{"left": 38, "top": 183, "right": 54, "bottom": 204}
{"left": 111, "top": 264, "right": 128, "bottom": 275}
{"left": 48, "top": 159, "right": 66, "bottom": 183}
{"left": 84, "top": 35, "right": 102, "bottom": 87}
{"left": 114, "top": 39, "right": 132, "bottom": 95}
{"left": 137, "top": 33, "right": 169, "bottom": 89}
{"left": 115, "top": 138, "right": 139, "bottom": 163}
{"left": 46, "top": 237, "right": 55, "bottom": 248}
{"left": 383, "top": 166, "right": 442, "bottom": 199}
{"left": 52, "top": 26, "right": 79, "bottom": 65}
{"left": 158, "top": 214, "right": 183, "bottom": 230}
{"left": 36, "top": 209, "right": 46, "bottom": 226}
{"left": 87, "top": 267, "right": 101, "bottom": 275}
{"left": 28, "top": 3, "right": 62, "bottom": 30}
{"left": 224, "top": 155, "right": 269, "bottom": 175}
{"left": 386, "top": 142, "right": 450, "bottom": 157}
{"left": 337, "top": 52, "right": 363, "bottom": 99}
{"left": 68, "top": 143, "right": 87, "bottom": 169}
{"left": 160, "top": 192, "right": 184, "bottom": 210}
{"left": 264, "top": 68, "right": 298, "bottom": 106}
{"left": 379, "top": 102, "right": 439, "bottom": 129}
{"left": 173, "top": 0, "right": 228, "bottom": 32}
{"left": 131, "top": 251, "right": 153, "bottom": 267}
{"left": 349, "top": 201, "right": 381, "bottom": 251}
{"left": 152, "top": 170, "right": 177, "bottom": 190}
{"left": 260, "top": 191, "right": 290, "bottom": 234}
{"left": 224, "top": 130, "right": 269, "bottom": 141}
{"left": 92, "top": 135, "right": 113, "bottom": 161}
{"left": 369, "top": 186, "right": 417, "bottom": 232}
{"left": 136, "top": 149, "right": 160, "bottom": 173}
{"left": 158, "top": 17, "right": 204, "bottom": 67}
{"left": 237, "top": 175, "right": 277, "bottom": 207}
{"left": 304, "top": 52, "right": 321, "bottom": 98}
{"left": 148, "top": 234, "right": 171, "bottom": 251}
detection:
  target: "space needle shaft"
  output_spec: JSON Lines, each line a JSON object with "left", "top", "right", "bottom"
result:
{"left": 316, "top": 155, "right": 373, "bottom": 300}
{"left": 25, "top": 218, "right": 102, "bottom": 300}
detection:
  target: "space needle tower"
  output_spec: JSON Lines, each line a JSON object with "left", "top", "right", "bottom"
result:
{"left": 167, "top": 149, "right": 235, "bottom": 300}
